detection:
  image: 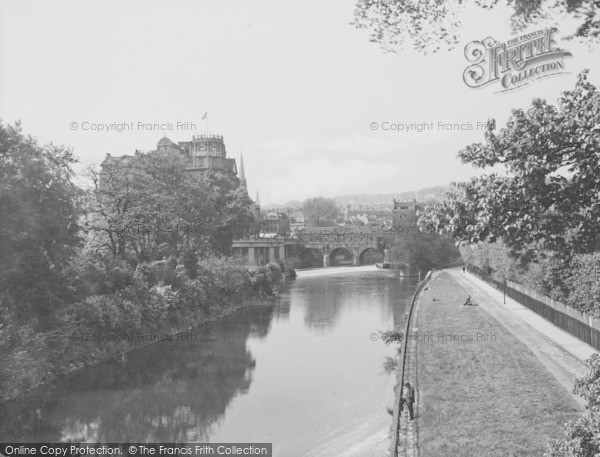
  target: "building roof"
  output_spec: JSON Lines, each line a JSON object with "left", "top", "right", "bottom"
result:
{"left": 157, "top": 136, "right": 174, "bottom": 147}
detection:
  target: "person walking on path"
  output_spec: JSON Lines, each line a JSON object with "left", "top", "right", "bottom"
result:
{"left": 403, "top": 382, "right": 415, "bottom": 420}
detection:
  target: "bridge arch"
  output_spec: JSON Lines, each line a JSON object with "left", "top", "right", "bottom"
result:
{"left": 329, "top": 247, "right": 354, "bottom": 267}
{"left": 359, "top": 247, "right": 384, "bottom": 265}
{"left": 302, "top": 247, "right": 323, "bottom": 268}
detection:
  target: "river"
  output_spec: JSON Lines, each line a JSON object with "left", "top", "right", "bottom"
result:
{"left": 0, "top": 266, "right": 418, "bottom": 457}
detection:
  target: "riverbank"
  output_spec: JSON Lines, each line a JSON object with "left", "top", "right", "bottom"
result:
{"left": 0, "top": 259, "right": 288, "bottom": 405}
{"left": 415, "top": 271, "right": 582, "bottom": 456}
{"left": 0, "top": 264, "right": 415, "bottom": 451}
{"left": 0, "top": 293, "right": 282, "bottom": 406}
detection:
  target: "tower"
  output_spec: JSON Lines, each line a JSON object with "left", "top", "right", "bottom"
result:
{"left": 392, "top": 199, "right": 418, "bottom": 228}
{"left": 176, "top": 134, "right": 237, "bottom": 174}
{"left": 239, "top": 153, "right": 247, "bottom": 189}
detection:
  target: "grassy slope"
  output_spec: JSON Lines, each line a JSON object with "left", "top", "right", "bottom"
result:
{"left": 416, "top": 271, "right": 580, "bottom": 457}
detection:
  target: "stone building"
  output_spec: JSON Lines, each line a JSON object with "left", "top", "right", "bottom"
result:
{"left": 392, "top": 199, "right": 421, "bottom": 228}
{"left": 156, "top": 134, "right": 238, "bottom": 174}
{"left": 260, "top": 211, "right": 291, "bottom": 236}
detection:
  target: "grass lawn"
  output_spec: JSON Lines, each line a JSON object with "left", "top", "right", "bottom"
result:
{"left": 415, "top": 271, "right": 581, "bottom": 457}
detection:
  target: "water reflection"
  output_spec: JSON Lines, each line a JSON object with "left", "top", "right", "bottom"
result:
{"left": 0, "top": 306, "right": 275, "bottom": 442}
{"left": 1, "top": 270, "right": 417, "bottom": 457}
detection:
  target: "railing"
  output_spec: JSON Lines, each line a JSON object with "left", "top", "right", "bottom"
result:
{"left": 467, "top": 265, "right": 600, "bottom": 351}
{"left": 389, "top": 269, "right": 434, "bottom": 457}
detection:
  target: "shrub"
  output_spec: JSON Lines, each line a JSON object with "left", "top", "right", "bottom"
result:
{"left": 74, "top": 294, "right": 141, "bottom": 333}
{"left": 380, "top": 327, "right": 404, "bottom": 345}
{"left": 140, "top": 285, "right": 177, "bottom": 325}
{"left": 566, "top": 254, "right": 600, "bottom": 317}
{"left": 134, "top": 260, "right": 178, "bottom": 288}
{"left": 546, "top": 354, "right": 600, "bottom": 456}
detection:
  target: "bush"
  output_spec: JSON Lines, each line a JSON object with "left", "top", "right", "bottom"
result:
{"left": 134, "top": 260, "right": 179, "bottom": 288}
{"left": 566, "top": 254, "right": 600, "bottom": 317}
{"left": 546, "top": 354, "right": 600, "bottom": 456}
{"left": 380, "top": 327, "right": 404, "bottom": 345}
{"left": 74, "top": 294, "right": 141, "bottom": 333}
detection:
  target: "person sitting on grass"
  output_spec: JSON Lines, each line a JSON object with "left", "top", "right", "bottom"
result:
{"left": 463, "top": 295, "right": 473, "bottom": 306}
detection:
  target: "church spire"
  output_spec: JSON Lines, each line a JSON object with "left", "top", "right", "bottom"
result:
{"left": 239, "top": 152, "right": 247, "bottom": 188}
{"left": 255, "top": 190, "right": 260, "bottom": 207}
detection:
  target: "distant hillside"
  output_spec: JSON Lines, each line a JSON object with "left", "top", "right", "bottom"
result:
{"left": 261, "top": 185, "right": 453, "bottom": 209}
{"left": 332, "top": 185, "right": 452, "bottom": 206}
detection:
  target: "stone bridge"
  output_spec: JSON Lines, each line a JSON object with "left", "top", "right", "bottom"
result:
{"left": 296, "top": 226, "right": 390, "bottom": 267}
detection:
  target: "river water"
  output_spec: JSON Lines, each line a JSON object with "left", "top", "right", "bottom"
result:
{"left": 0, "top": 267, "right": 418, "bottom": 457}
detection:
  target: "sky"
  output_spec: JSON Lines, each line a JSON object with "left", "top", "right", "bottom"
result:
{"left": 1, "top": 0, "right": 599, "bottom": 205}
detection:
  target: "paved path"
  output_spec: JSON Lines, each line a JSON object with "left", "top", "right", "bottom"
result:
{"left": 448, "top": 267, "right": 596, "bottom": 406}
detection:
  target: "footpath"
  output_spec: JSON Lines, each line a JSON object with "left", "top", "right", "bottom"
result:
{"left": 450, "top": 267, "right": 596, "bottom": 401}
{"left": 412, "top": 270, "right": 586, "bottom": 456}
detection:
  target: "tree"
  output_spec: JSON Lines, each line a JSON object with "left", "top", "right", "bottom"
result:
{"left": 546, "top": 353, "right": 600, "bottom": 457}
{"left": 565, "top": 253, "right": 600, "bottom": 316}
{"left": 302, "top": 197, "right": 342, "bottom": 227}
{"left": 85, "top": 149, "right": 255, "bottom": 262}
{"left": 353, "top": 0, "right": 600, "bottom": 54}
{"left": 390, "top": 231, "right": 460, "bottom": 273}
{"left": 420, "top": 71, "right": 600, "bottom": 259}
{"left": 0, "top": 121, "right": 82, "bottom": 325}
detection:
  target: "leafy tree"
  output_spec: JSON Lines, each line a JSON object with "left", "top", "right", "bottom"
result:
{"left": 182, "top": 249, "right": 199, "bottom": 279}
{"left": 302, "top": 197, "right": 342, "bottom": 227}
{"left": 565, "top": 253, "right": 600, "bottom": 316}
{"left": 390, "top": 231, "right": 460, "bottom": 273}
{"left": 420, "top": 71, "right": 600, "bottom": 259}
{"left": 353, "top": 0, "right": 600, "bottom": 54}
{"left": 85, "top": 149, "right": 255, "bottom": 262}
{"left": 0, "top": 121, "right": 82, "bottom": 325}
{"left": 546, "top": 354, "right": 600, "bottom": 457}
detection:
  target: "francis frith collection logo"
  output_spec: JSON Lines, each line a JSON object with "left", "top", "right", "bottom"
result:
{"left": 463, "top": 28, "right": 572, "bottom": 92}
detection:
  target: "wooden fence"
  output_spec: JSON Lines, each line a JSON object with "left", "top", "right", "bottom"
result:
{"left": 467, "top": 265, "right": 600, "bottom": 351}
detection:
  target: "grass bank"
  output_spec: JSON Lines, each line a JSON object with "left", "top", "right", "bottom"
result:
{"left": 416, "top": 271, "right": 581, "bottom": 456}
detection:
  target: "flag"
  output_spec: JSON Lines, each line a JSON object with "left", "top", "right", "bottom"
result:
{"left": 201, "top": 112, "right": 207, "bottom": 121}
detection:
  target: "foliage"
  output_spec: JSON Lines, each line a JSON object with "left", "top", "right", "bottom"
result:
{"left": 380, "top": 327, "right": 404, "bottom": 345}
{"left": 390, "top": 232, "right": 461, "bottom": 272}
{"left": 382, "top": 356, "right": 399, "bottom": 374}
{"left": 0, "top": 121, "right": 278, "bottom": 403}
{"left": 0, "top": 122, "right": 82, "bottom": 326}
{"left": 420, "top": 71, "right": 600, "bottom": 260}
{"left": 74, "top": 294, "right": 142, "bottom": 333}
{"left": 546, "top": 354, "right": 600, "bottom": 456}
{"left": 463, "top": 241, "right": 600, "bottom": 310}
{"left": 183, "top": 250, "right": 199, "bottom": 279}
{"left": 301, "top": 197, "right": 342, "bottom": 227}
{"left": 85, "top": 149, "right": 255, "bottom": 262}
{"left": 353, "top": 0, "right": 600, "bottom": 54}
{"left": 565, "top": 253, "right": 600, "bottom": 317}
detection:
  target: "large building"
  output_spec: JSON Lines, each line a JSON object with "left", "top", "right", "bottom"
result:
{"left": 101, "top": 134, "right": 246, "bottom": 187}
{"left": 156, "top": 134, "right": 238, "bottom": 174}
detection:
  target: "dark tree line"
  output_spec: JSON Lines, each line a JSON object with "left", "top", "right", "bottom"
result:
{"left": 0, "top": 122, "right": 278, "bottom": 403}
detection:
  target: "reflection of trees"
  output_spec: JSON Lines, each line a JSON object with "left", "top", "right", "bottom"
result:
{"left": 389, "top": 277, "right": 418, "bottom": 328}
{"left": 300, "top": 274, "right": 417, "bottom": 330}
{"left": 0, "top": 306, "right": 275, "bottom": 442}
{"left": 301, "top": 279, "right": 342, "bottom": 330}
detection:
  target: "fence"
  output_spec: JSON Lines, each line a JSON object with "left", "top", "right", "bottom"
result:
{"left": 467, "top": 265, "right": 600, "bottom": 351}
{"left": 389, "top": 270, "right": 433, "bottom": 457}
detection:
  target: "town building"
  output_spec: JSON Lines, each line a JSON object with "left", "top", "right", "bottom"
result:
{"left": 259, "top": 211, "right": 291, "bottom": 236}
{"left": 157, "top": 134, "right": 238, "bottom": 174}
